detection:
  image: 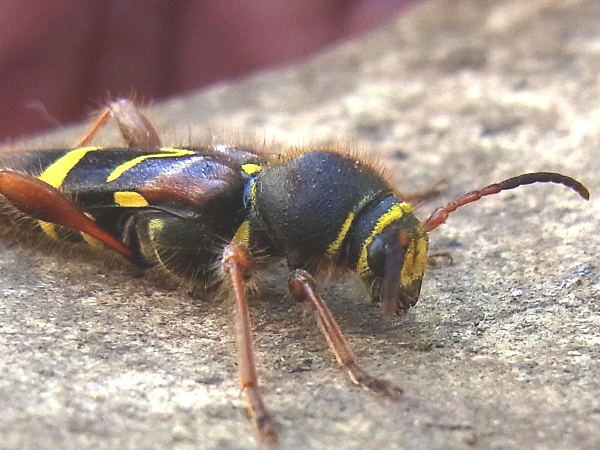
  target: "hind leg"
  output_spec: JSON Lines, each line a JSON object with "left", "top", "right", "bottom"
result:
{"left": 75, "top": 98, "right": 161, "bottom": 148}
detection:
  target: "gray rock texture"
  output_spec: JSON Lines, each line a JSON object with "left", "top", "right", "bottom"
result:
{"left": 1, "top": 0, "right": 599, "bottom": 449}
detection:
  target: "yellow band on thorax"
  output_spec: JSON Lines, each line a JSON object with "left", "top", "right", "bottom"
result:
{"left": 326, "top": 212, "right": 355, "bottom": 257}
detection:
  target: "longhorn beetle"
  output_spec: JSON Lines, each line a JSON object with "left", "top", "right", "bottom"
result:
{"left": 0, "top": 99, "right": 589, "bottom": 441}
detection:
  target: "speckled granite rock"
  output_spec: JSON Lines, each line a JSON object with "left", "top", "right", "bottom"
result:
{"left": 1, "top": 1, "right": 599, "bottom": 449}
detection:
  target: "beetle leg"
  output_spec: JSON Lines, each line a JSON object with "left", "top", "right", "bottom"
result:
{"left": 0, "top": 170, "right": 138, "bottom": 264}
{"left": 288, "top": 269, "right": 403, "bottom": 399}
{"left": 399, "top": 178, "right": 448, "bottom": 205}
{"left": 75, "top": 98, "right": 161, "bottom": 149}
{"left": 427, "top": 251, "right": 453, "bottom": 267}
{"left": 221, "top": 244, "right": 278, "bottom": 442}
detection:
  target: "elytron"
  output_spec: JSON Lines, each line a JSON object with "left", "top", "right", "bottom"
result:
{"left": 0, "top": 99, "right": 589, "bottom": 441}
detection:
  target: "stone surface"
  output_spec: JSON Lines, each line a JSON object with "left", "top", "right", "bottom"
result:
{"left": 1, "top": 0, "right": 599, "bottom": 449}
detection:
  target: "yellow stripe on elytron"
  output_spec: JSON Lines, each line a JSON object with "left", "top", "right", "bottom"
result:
{"left": 106, "top": 148, "right": 196, "bottom": 182}
{"left": 114, "top": 191, "right": 149, "bottom": 207}
{"left": 36, "top": 147, "right": 103, "bottom": 240}
{"left": 356, "top": 202, "right": 414, "bottom": 278}
{"left": 38, "top": 146, "right": 102, "bottom": 188}
{"left": 241, "top": 163, "right": 262, "bottom": 175}
{"left": 232, "top": 220, "right": 251, "bottom": 245}
{"left": 38, "top": 221, "right": 59, "bottom": 239}
{"left": 326, "top": 212, "right": 355, "bottom": 257}
{"left": 159, "top": 147, "right": 187, "bottom": 152}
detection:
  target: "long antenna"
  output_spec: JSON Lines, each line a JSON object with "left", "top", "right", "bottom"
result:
{"left": 422, "top": 172, "right": 590, "bottom": 233}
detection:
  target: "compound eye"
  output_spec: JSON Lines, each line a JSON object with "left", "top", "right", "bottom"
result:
{"left": 366, "top": 234, "right": 387, "bottom": 276}
{"left": 367, "top": 229, "right": 409, "bottom": 277}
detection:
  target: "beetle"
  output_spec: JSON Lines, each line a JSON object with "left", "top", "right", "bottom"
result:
{"left": 0, "top": 99, "right": 589, "bottom": 441}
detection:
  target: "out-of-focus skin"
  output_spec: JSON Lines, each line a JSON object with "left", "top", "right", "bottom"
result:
{"left": 0, "top": 0, "right": 421, "bottom": 141}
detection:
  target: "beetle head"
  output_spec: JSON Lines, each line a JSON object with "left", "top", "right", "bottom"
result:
{"left": 365, "top": 221, "right": 429, "bottom": 316}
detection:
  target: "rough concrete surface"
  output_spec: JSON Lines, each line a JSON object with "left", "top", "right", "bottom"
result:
{"left": 1, "top": 0, "right": 599, "bottom": 449}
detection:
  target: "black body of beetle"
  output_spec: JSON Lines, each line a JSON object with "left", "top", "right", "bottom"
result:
{"left": 0, "top": 100, "right": 589, "bottom": 441}
{"left": 0, "top": 143, "right": 429, "bottom": 312}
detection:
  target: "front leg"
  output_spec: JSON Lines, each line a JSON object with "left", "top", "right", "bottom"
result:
{"left": 221, "top": 244, "right": 278, "bottom": 442}
{"left": 0, "top": 170, "right": 137, "bottom": 264}
{"left": 289, "top": 269, "right": 403, "bottom": 398}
